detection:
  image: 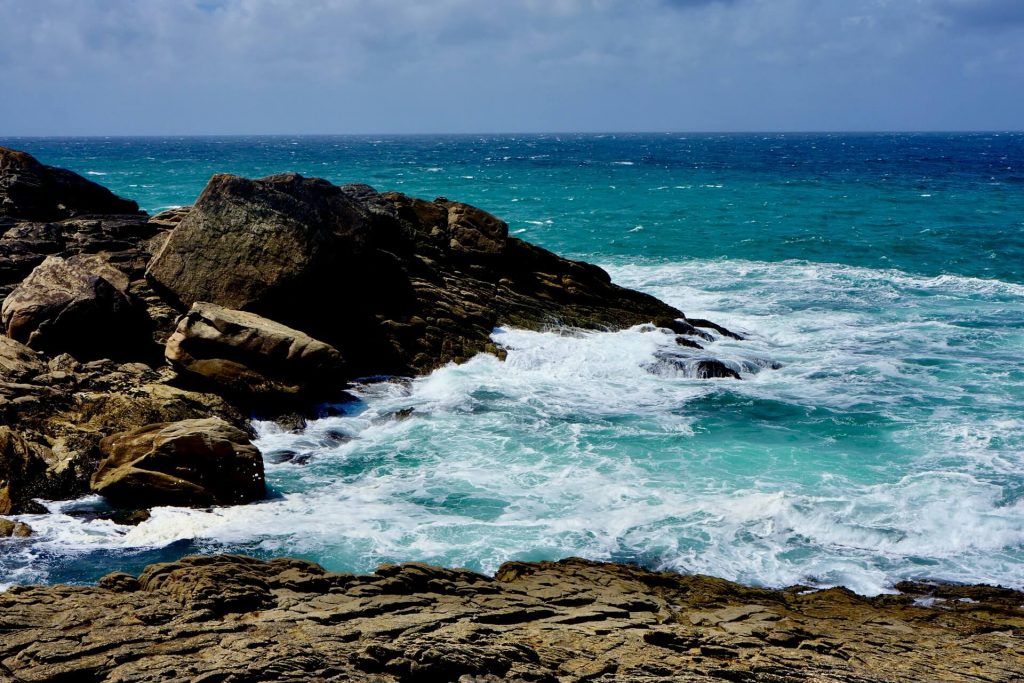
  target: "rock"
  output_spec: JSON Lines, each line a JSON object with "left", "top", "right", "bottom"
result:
{"left": 646, "top": 351, "right": 742, "bottom": 380}
{"left": 688, "top": 317, "right": 745, "bottom": 340}
{"left": 90, "top": 417, "right": 264, "bottom": 508}
{"left": 0, "top": 517, "right": 32, "bottom": 537}
{"left": 1, "top": 253, "right": 152, "bottom": 360}
{"left": 0, "top": 146, "right": 140, "bottom": 221}
{"left": 693, "top": 359, "right": 742, "bottom": 379}
{"left": 148, "top": 173, "right": 685, "bottom": 376}
{"left": 0, "top": 335, "right": 45, "bottom": 382}
{"left": 1, "top": 555, "right": 1022, "bottom": 682}
{"left": 165, "top": 302, "right": 347, "bottom": 401}
{"left": 0, "top": 427, "right": 59, "bottom": 515}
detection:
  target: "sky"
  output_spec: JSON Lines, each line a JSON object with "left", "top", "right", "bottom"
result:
{"left": 1, "top": 0, "right": 1022, "bottom": 135}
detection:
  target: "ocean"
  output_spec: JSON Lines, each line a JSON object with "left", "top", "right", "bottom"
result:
{"left": 1, "top": 133, "right": 1022, "bottom": 595}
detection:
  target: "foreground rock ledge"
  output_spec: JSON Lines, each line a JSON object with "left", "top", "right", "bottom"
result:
{"left": 2, "top": 555, "right": 1021, "bottom": 682}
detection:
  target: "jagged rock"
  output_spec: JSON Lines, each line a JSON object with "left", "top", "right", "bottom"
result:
{"left": 1, "top": 555, "right": 1021, "bottom": 682}
{"left": 1, "top": 253, "right": 152, "bottom": 360}
{"left": 90, "top": 417, "right": 264, "bottom": 508}
{"left": 165, "top": 302, "right": 347, "bottom": 400}
{"left": 0, "top": 334, "right": 45, "bottom": 382}
{"left": 0, "top": 427, "right": 59, "bottom": 514}
{"left": 0, "top": 517, "right": 32, "bottom": 537}
{"left": 147, "top": 173, "right": 683, "bottom": 376}
{"left": 0, "top": 146, "right": 140, "bottom": 220}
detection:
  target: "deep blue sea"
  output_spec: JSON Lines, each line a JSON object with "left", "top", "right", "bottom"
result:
{"left": 2, "top": 133, "right": 1023, "bottom": 595}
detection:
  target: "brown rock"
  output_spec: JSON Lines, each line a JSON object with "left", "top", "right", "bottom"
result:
{"left": 0, "top": 427, "right": 56, "bottom": 515}
{"left": 0, "top": 517, "right": 32, "bottom": 537}
{"left": 1, "top": 253, "right": 151, "bottom": 360}
{"left": 146, "top": 172, "right": 684, "bottom": 377}
{"left": 0, "top": 335, "right": 45, "bottom": 382}
{"left": 165, "top": 302, "right": 347, "bottom": 400}
{"left": 1, "top": 555, "right": 1022, "bottom": 682}
{"left": 90, "top": 417, "right": 264, "bottom": 508}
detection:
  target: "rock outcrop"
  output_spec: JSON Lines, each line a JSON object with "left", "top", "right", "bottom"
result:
{"left": 2, "top": 253, "right": 151, "bottom": 360}
{"left": 0, "top": 427, "right": 56, "bottom": 514}
{"left": 147, "top": 173, "right": 685, "bottom": 376}
{"left": 1, "top": 554, "right": 1021, "bottom": 682}
{"left": 0, "top": 146, "right": 140, "bottom": 221}
{"left": 0, "top": 146, "right": 743, "bottom": 516}
{"left": 90, "top": 417, "right": 265, "bottom": 507}
{"left": 165, "top": 302, "right": 347, "bottom": 401}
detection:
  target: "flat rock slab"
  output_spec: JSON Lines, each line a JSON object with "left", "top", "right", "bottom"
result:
{"left": 1, "top": 555, "right": 1021, "bottom": 682}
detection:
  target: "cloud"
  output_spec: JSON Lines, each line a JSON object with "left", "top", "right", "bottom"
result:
{"left": 0, "top": 0, "right": 1021, "bottom": 134}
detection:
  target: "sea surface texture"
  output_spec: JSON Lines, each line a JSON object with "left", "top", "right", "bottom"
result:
{"left": 1, "top": 133, "right": 1022, "bottom": 595}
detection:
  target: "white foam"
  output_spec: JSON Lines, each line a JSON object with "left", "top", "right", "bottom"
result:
{"left": 5, "top": 257, "right": 1021, "bottom": 595}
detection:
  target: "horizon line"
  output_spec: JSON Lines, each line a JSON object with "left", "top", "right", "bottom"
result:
{"left": 3, "top": 129, "right": 1023, "bottom": 140}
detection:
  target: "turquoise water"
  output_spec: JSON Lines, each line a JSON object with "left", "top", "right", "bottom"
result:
{"left": 2, "top": 133, "right": 1023, "bottom": 594}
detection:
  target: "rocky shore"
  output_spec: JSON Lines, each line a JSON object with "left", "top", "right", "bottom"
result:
{"left": 2, "top": 146, "right": 1022, "bottom": 681}
{"left": 2, "top": 554, "right": 1022, "bottom": 682}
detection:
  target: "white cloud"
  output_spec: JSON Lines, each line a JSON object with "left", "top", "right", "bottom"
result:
{"left": 0, "top": 0, "right": 1020, "bottom": 133}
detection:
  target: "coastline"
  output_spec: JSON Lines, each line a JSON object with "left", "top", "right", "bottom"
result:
{"left": 3, "top": 553, "right": 1022, "bottom": 681}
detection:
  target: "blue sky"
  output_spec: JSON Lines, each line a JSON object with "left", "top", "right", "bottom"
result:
{"left": 1, "top": 0, "right": 1022, "bottom": 134}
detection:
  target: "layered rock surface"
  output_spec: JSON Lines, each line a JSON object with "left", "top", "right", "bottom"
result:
{"left": 165, "top": 302, "right": 347, "bottom": 401}
{"left": 90, "top": 417, "right": 264, "bottom": 507}
{"left": 1, "top": 554, "right": 1021, "bottom": 682}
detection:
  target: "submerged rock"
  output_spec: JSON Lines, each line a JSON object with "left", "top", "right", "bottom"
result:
{"left": 165, "top": 301, "right": 347, "bottom": 401}
{"left": 90, "top": 417, "right": 264, "bottom": 507}
{"left": 1, "top": 554, "right": 1021, "bottom": 682}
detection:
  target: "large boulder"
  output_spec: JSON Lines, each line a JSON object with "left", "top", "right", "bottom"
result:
{"left": 90, "top": 417, "right": 264, "bottom": 508}
{"left": 0, "top": 146, "right": 140, "bottom": 221}
{"left": 1, "top": 253, "right": 151, "bottom": 360}
{"left": 165, "top": 302, "right": 347, "bottom": 400}
{"left": 147, "top": 173, "right": 683, "bottom": 376}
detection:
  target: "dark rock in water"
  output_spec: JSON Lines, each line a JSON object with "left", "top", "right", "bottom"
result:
{"left": 1, "top": 253, "right": 153, "bottom": 360}
{"left": 693, "top": 359, "right": 741, "bottom": 379}
{"left": 90, "top": 417, "right": 265, "bottom": 508}
{"left": 2, "top": 554, "right": 1021, "bottom": 682}
{"left": 653, "top": 316, "right": 714, "bottom": 342}
{"left": 0, "top": 146, "right": 141, "bottom": 221}
{"left": 0, "top": 517, "right": 32, "bottom": 537}
{"left": 147, "top": 173, "right": 684, "bottom": 376}
{"left": 165, "top": 302, "right": 347, "bottom": 402}
{"left": 646, "top": 351, "right": 741, "bottom": 380}
{"left": 675, "top": 335, "right": 704, "bottom": 350}
{"left": 688, "top": 317, "right": 744, "bottom": 340}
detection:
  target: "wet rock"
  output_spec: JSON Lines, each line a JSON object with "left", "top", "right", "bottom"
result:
{"left": 90, "top": 417, "right": 265, "bottom": 508}
{"left": 689, "top": 317, "right": 745, "bottom": 340}
{"left": 0, "top": 517, "right": 32, "bottom": 537}
{"left": 646, "top": 351, "right": 741, "bottom": 380}
{"left": 0, "top": 146, "right": 140, "bottom": 221}
{"left": 1, "top": 253, "right": 152, "bottom": 360}
{"left": 165, "top": 301, "right": 347, "bottom": 401}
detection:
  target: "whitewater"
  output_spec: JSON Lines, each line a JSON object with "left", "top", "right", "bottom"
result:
{"left": 1, "top": 133, "right": 1022, "bottom": 595}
